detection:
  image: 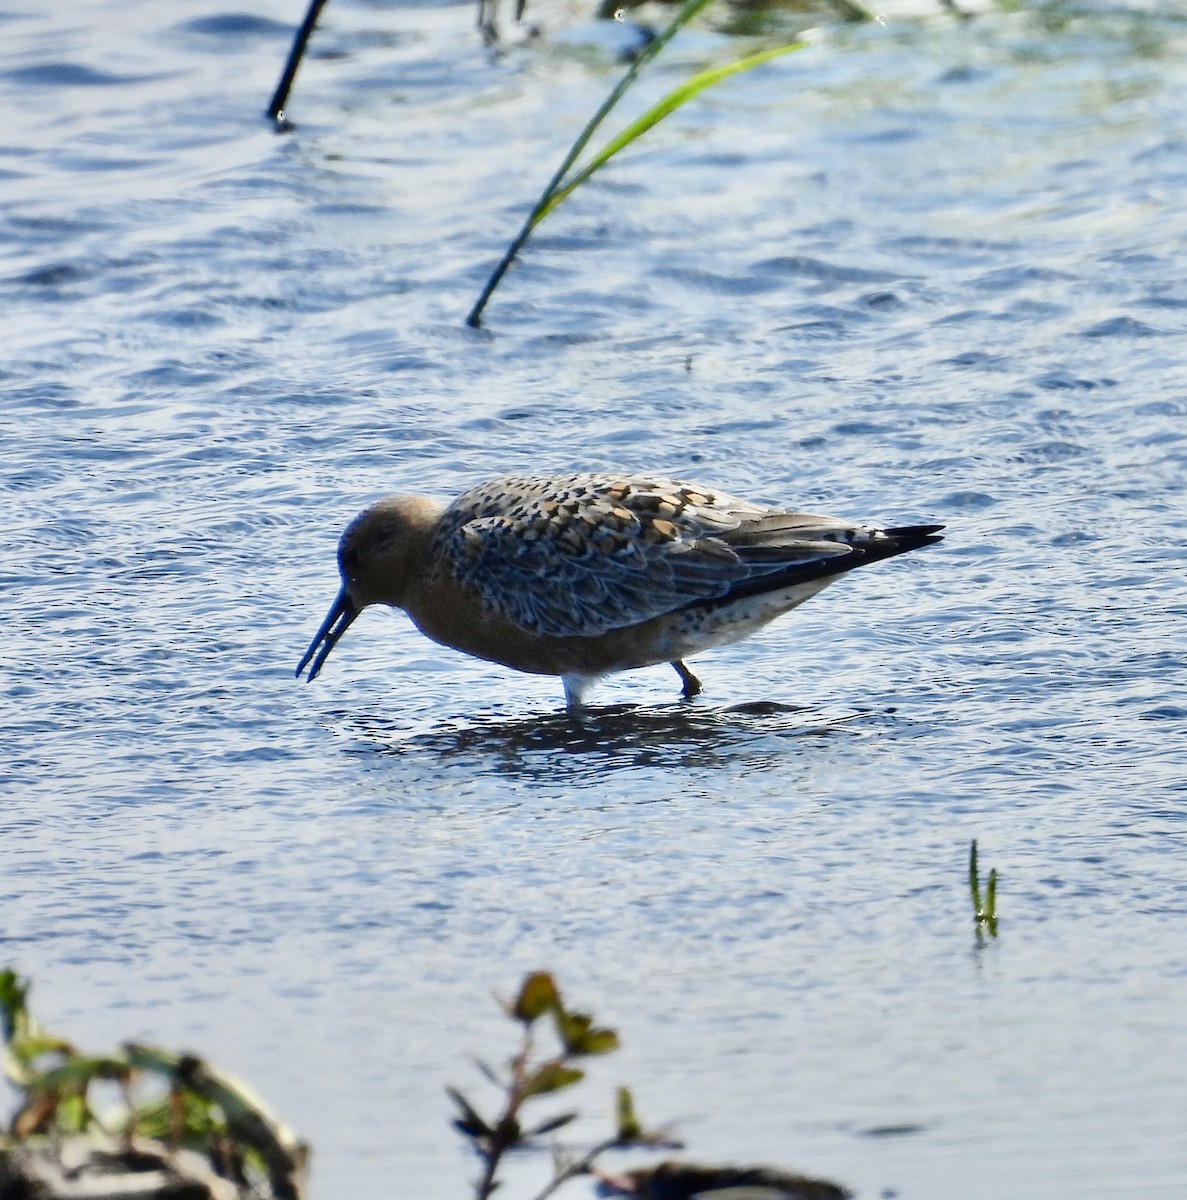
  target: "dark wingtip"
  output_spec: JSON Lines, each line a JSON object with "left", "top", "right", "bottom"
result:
{"left": 886, "top": 523, "right": 945, "bottom": 549}
{"left": 682, "top": 519, "right": 945, "bottom": 611}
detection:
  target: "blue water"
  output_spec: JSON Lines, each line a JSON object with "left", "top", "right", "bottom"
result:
{"left": 3, "top": 0, "right": 1186, "bottom": 1196}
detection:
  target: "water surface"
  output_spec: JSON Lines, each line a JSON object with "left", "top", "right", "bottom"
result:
{"left": 2, "top": 0, "right": 1186, "bottom": 1196}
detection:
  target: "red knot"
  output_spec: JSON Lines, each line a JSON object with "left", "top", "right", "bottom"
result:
{"left": 296, "top": 473, "right": 943, "bottom": 710}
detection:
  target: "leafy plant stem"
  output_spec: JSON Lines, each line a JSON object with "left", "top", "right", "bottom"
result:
{"left": 473, "top": 1029, "right": 534, "bottom": 1200}
{"left": 529, "top": 1135, "right": 623, "bottom": 1200}
{"left": 465, "top": 0, "right": 719, "bottom": 328}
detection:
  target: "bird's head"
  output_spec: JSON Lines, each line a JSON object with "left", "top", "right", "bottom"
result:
{"left": 296, "top": 494, "right": 444, "bottom": 682}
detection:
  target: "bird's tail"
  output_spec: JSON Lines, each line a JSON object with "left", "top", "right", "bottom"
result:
{"left": 687, "top": 521, "right": 945, "bottom": 609}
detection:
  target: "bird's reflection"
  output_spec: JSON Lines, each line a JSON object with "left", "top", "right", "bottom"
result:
{"left": 330, "top": 699, "right": 902, "bottom": 784}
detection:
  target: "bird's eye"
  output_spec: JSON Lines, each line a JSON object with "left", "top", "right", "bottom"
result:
{"left": 340, "top": 547, "right": 360, "bottom": 576}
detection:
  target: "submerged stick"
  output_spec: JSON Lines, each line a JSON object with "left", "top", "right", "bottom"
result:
{"left": 267, "top": 0, "right": 330, "bottom": 128}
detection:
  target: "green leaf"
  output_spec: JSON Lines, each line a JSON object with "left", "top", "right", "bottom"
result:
{"left": 615, "top": 1086, "right": 643, "bottom": 1141}
{"left": 122, "top": 1043, "right": 307, "bottom": 1197}
{"left": 553, "top": 1010, "right": 620, "bottom": 1057}
{"left": 446, "top": 1087, "right": 493, "bottom": 1139}
{"left": 527, "top": 1111, "right": 578, "bottom": 1137}
{"left": 969, "top": 840, "right": 999, "bottom": 939}
{"left": 54, "top": 1091, "right": 92, "bottom": 1134}
{"left": 27, "top": 1054, "right": 130, "bottom": 1094}
{"left": 126, "top": 1090, "right": 225, "bottom": 1146}
{"left": 824, "top": 0, "right": 876, "bottom": 19}
{"left": 472, "top": 1057, "right": 504, "bottom": 1088}
{"left": 522, "top": 1061, "right": 584, "bottom": 1098}
{"left": 575, "top": 1027, "right": 619, "bottom": 1056}
{"left": 0, "top": 969, "right": 66, "bottom": 1089}
{"left": 0, "top": 969, "right": 29, "bottom": 1043}
{"left": 10, "top": 1033, "right": 74, "bottom": 1065}
{"left": 536, "top": 39, "right": 807, "bottom": 224}
{"left": 512, "top": 973, "right": 561, "bottom": 1024}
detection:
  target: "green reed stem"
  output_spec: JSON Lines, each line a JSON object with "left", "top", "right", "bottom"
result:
{"left": 466, "top": 0, "right": 721, "bottom": 327}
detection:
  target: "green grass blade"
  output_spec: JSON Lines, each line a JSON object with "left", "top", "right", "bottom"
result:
{"left": 563, "top": 0, "right": 723, "bottom": 163}
{"left": 538, "top": 40, "right": 806, "bottom": 222}
{"left": 970, "top": 841, "right": 1000, "bottom": 939}
{"left": 968, "top": 839, "right": 981, "bottom": 915}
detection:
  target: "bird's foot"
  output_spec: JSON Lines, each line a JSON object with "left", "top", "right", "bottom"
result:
{"left": 671, "top": 660, "right": 702, "bottom": 700}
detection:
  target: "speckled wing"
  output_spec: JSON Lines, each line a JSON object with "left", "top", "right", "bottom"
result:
{"left": 431, "top": 474, "right": 859, "bottom": 639}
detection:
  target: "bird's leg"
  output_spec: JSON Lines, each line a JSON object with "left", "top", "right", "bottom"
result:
{"left": 562, "top": 674, "right": 594, "bottom": 714}
{"left": 671, "top": 660, "right": 702, "bottom": 700}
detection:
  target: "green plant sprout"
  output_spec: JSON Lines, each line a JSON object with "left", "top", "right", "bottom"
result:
{"left": 449, "top": 971, "right": 680, "bottom": 1200}
{"left": 0, "top": 968, "right": 308, "bottom": 1199}
{"left": 2, "top": 969, "right": 849, "bottom": 1199}
{"left": 266, "top": 0, "right": 883, "bottom": 316}
{"left": 969, "top": 839, "right": 999, "bottom": 939}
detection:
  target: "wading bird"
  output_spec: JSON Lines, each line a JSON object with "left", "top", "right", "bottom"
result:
{"left": 296, "top": 474, "right": 943, "bottom": 711}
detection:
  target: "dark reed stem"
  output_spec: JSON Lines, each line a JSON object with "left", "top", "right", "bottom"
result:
{"left": 267, "top": 0, "right": 330, "bottom": 127}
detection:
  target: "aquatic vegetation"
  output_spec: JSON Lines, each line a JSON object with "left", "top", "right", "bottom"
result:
{"left": 0, "top": 968, "right": 308, "bottom": 1200}
{"left": 450, "top": 971, "right": 849, "bottom": 1199}
{"left": 449, "top": 971, "right": 679, "bottom": 1199}
{"left": 969, "top": 839, "right": 999, "bottom": 940}
{"left": 268, "top": 0, "right": 1181, "bottom": 322}
{"left": 264, "top": 0, "right": 821, "bottom": 325}
{"left": 267, "top": 0, "right": 812, "bottom": 126}
{"left": 1, "top": 968, "right": 847, "bottom": 1198}
{"left": 466, "top": 0, "right": 809, "bottom": 326}
{"left": 268, "top": 0, "right": 527, "bottom": 122}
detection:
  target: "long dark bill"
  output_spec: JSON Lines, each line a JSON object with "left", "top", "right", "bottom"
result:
{"left": 296, "top": 588, "right": 358, "bottom": 681}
